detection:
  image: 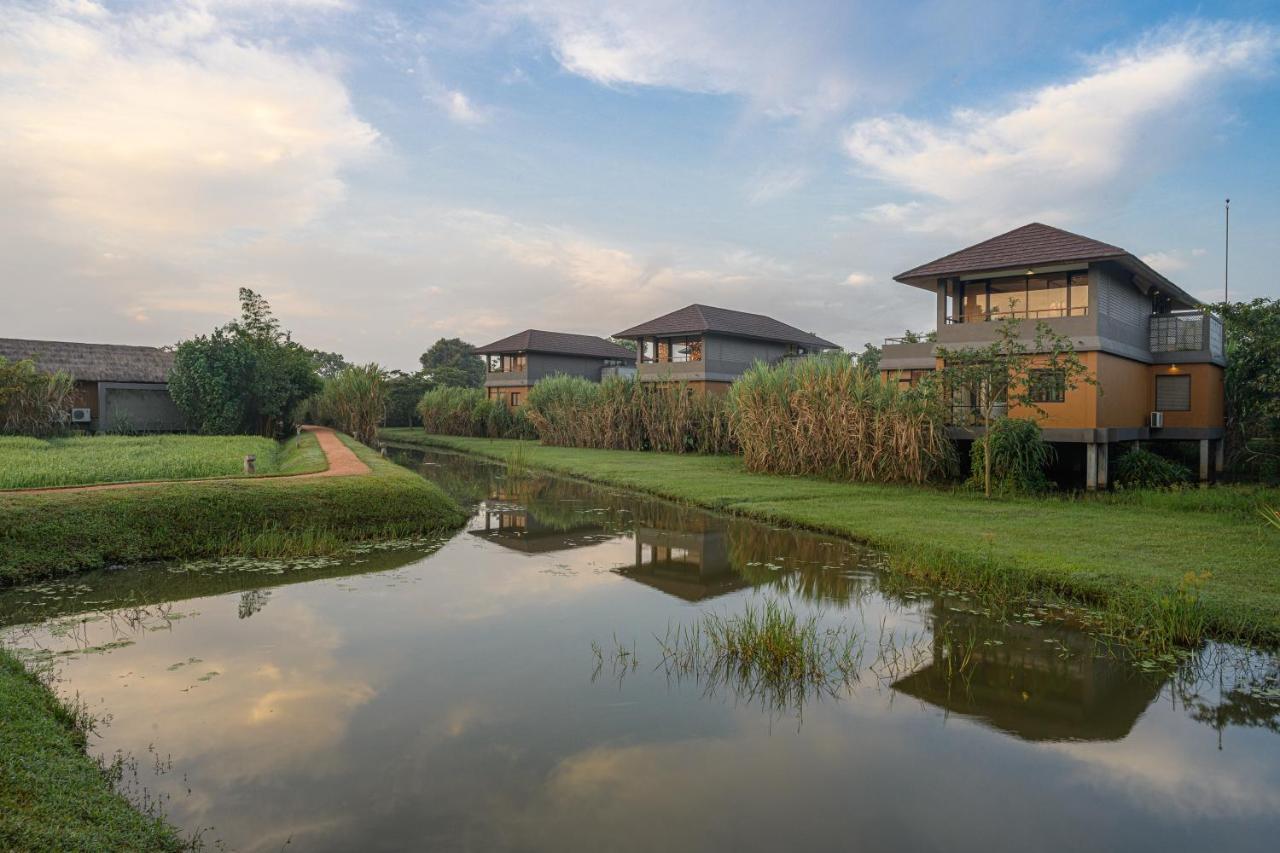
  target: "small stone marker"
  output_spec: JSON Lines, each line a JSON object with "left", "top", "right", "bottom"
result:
{"left": 244, "top": 454, "right": 257, "bottom": 474}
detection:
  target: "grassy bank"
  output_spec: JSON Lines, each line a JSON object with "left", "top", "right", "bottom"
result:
{"left": 0, "top": 649, "right": 186, "bottom": 851}
{"left": 383, "top": 430, "right": 1280, "bottom": 645}
{"left": 0, "top": 434, "right": 467, "bottom": 586}
{"left": 0, "top": 433, "right": 327, "bottom": 490}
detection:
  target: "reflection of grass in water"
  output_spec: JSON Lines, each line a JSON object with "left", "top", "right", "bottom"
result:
{"left": 657, "top": 600, "right": 861, "bottom": 713}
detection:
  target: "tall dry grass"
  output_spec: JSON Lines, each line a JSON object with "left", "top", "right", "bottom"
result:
{"left": 729, "top": 355, "right": 954, "bottom": 483}
{"left": 416, "top": 386, "right": 536, "bottom": 439}
{"left": 525, "top": 375, "right": 735, "bottom": 454}
{"left": 317, "top": 363, "right": 388, "bottom": 445}
{"left": 0, "top": 357, "right": 74, "bottom": 437}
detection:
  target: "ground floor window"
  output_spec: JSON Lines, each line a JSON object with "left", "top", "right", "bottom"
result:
{"left": 1155, "top": 375, "right": 1191, "bottom": 411}
{"left": 509, "top": 392, "right": 521, "bottom": 407}
{"left": 1029, "top": 369, "right": 1066, "bottom": 403}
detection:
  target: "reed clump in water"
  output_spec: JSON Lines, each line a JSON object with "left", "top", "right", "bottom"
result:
{"left": 729, "top": 354, "right": 955, "bottom": 484}
{"left": 525, "top": 374, "right": 735, "bottom": 454}
{"left": 316, "top": 363, "right": 388, "bottom": 446}
{"left": 658, "top": 599, "right": 860, "bottom": 708}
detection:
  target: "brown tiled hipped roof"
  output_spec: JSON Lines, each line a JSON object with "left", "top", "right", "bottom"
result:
{"left": 895, "top": 223, "right": 1127, "bottom": 281}
{"left": 0, "top": 338, "right": 174, "bottom": 383}
{"left": 615, "top": 304, "right": 838, "bottom": 349}
{"left": 473, "top": 329, "right": 634, "bottom": 360}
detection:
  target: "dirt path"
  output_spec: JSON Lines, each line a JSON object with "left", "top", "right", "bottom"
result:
{"left": 2, "top": 426, "right": 371, "bottom": 495}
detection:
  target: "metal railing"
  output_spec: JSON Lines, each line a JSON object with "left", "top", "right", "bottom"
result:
{"left": 1149, "top": 311, "right": 1223, "bottom": 356}
{"left": 946, "top": 306, "right": 1089, "bottom": 324}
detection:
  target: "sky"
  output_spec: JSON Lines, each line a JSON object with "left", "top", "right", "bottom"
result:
{"left": 3, "top": 0, "right": 1279, "bottom": 370}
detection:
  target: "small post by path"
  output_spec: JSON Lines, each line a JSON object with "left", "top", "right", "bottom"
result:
{"left": 244, "top": 455, "right": 257, "bottom": 475}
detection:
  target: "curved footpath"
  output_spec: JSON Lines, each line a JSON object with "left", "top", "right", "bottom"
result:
{"left": 2, "top": 425, "right": 370, "bottom": 494}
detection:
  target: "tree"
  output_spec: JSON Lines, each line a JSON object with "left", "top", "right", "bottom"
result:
{"left": 419, "top": 337, "right": 484, "bottom": 388}
{"left": 937, "top": 315, "right": 1094, "bottom": 497}
{"left": 384, "top": 369, "right": 433, "bottom": 427}
{"left": 855, "top": 342, "right": 881, "bottom": 372}
{"left": 306, "top": 348, "right": 351, "bottom": 379}
{"left": 169, "top": 288, "right": 322, "bottom": 436}
{"left": 1213, "top": 299, "right": 1280, "bottom": 477}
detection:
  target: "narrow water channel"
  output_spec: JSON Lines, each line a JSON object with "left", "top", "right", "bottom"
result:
{"left": 2, "top": 448, "right": 1278, "bottom": 852}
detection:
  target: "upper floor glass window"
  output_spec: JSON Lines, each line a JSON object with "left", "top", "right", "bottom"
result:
{"left": 649, "top": 337, "right": 703, "bottom": 363}
{"left": 487, "top": 353, "right": 526, "bottom": 372}
{"left": 953, "top": 270, "right": 1089, "bottom": 323}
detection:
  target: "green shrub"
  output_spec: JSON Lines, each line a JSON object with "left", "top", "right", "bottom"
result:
{"left": 968, "top": 417, "right": 1054, "bottom": 494}
{"left": 417, "top": 387, "right": 487, "bottom": 436}
{"left": 1114, "top": 446, "right": 1193, "bottom": 489}
{"left": 731, "top": 355, "right": 954, "bottom": 483}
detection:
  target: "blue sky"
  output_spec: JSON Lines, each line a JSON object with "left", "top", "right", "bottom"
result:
{"left": 3, "top": 0, "right": 1278, "bottom": 369}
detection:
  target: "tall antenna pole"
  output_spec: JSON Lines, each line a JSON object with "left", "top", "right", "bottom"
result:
{"left": 1224, "top": 198, "right": 1230, "bottom": 303}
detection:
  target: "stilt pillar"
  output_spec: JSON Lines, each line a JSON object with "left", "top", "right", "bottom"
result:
{"left": 1097, "top": 443, "right": 1109, "bottom": 491}
{"left": 1086, "top": 443, "right": 1098, "bottom": 492}
{"left": 1199, "top": 439, "right": 1211, "bottom": 484}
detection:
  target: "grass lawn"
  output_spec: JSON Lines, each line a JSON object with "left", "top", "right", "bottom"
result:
{"left": 0, "top": 434, "right": 467, "bottom": 585}
{"left": 0, "top": 433, "right": 327, "bottom": 490}
{"left": 0, "top": 650, "right": 186, "bottom": 851}
{"left": 383, "top": 430, "right": 1280, "bottom": 645}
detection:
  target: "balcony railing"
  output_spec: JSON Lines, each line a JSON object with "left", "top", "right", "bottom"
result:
{"left": 1149, "top": 311, "right": 1224, "bottom": 357}
{"left": 947, "top": 306, "right": 1089, "bottom": 324}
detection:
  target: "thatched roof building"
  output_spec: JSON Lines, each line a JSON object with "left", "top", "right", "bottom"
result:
{"left": 0, "top": 338, "right": 174, "bottom": 383}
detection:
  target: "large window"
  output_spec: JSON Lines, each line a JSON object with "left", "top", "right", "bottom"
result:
{"left": 954, "top": 270, "right": 1089, "bottom": 323}
{"left": 1155, "top": 375, "right": 1191, "bottom": 411}
{"left": 641, "top": 339, "right": 656, "bottom": 363}
{"left": 1029, "top": 369, "right": 1066, "bottom": 403}
{"left": 646, "top": 337, "right": 704, "bottom": 363}
{"left": 487, "top": 353, "right": 526, "bottom": 372}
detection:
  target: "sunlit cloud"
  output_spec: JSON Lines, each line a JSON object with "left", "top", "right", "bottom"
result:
{"left": 844, "top": 22, "right": 1278, "bottom": 234}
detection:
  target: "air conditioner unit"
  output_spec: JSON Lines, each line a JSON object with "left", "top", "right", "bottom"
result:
{"left": 1149, "top": 411, "right": 1164, "bottom": 429}
{"left": 70, "top": 408, "right": 92, "bottom": 424}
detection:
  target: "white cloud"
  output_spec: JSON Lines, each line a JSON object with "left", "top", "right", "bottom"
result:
{"left": 844, "top": 22, "right": 1277, "bottom": 233}
{"left": 0, "top": 1, "right": 378, "bottom": 243}
{"left": 438, "top": 89, "right": 486, "bottom": 124}
{"left": 844, "top": 272, "right": 873, "bottom": 287}
{"left": 492, "top": 0, "right": 862, "bottom": 118}
{"left": 746, "top": 167, "right": 813, "bottom": 204}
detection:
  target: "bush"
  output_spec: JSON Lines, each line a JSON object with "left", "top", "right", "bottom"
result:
{"left": 1114, "top": 446, "right": 1192, "bottom": 489}
{"left": 0, "top": 357, "right": 74, "bottom": 437}
{"left": 731, "top": 355, "right": 954, "bottom": 483}
{"left": 417, "top": 387, "right": 487, "bottom": 436}
{"left": 316, "top": 364, "right": 388, "bottom": 445}
{"left": 525, "top": 374, "right": 735, "bottom": 453}
{"left": 968, "top": 417, "right": 1054, "bottom": 494}
{"left": 169, "top": 289, "right": 321, "bottom": 436}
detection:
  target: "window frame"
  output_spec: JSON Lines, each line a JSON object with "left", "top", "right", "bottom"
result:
{"left": 1028, "top": 368, "right": 1067, "bottom": 404}
{"left": 1155, "top": 374, "right": 1191, "bottom": 412}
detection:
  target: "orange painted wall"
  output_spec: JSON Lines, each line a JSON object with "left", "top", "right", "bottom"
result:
{"left": 1154, "top": 363, "right": 1224, "bottom": 429}
{"left": 486, "top": 385, "right": 532, "bottom": 408}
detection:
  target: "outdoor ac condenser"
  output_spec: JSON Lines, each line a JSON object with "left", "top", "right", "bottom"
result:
{"left": 1149, "top": 411, "right": 1164, "bottom": 429}
{"left": 70, "top": 408, "right": 91, "bottom": 424}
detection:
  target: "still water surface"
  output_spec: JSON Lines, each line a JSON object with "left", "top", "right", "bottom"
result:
{"left": 2, "top": 449, "right": 1278, "bottom": 852}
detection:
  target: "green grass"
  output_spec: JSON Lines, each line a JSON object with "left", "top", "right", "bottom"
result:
{"left": 384, "top": 430, "right": 1280, "bottom": 646}
{"left": 0, "top": 434, "right": 467, "bottom": 586}
{"left": 0, "top": 433, "right": 328, "bottom": 490}
{"left": 0, "top": 649, "right": 186, "bottom": 851}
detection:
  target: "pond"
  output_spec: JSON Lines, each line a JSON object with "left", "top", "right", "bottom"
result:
{"left": 2, "top": 448, "right": 1278, "bottom": 852}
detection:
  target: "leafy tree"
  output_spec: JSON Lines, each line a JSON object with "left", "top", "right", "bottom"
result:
{"left": 169, "top": 288, "right": 321, "bottom": 436}
{"left": 1212, "top": 298, "right": 1280, "bottom": 477}
{"left": 855, "top": 342, "right": 881, "bottom": 372}
{"left": 609, "top": 337, "right": 638, "bottom": 353}
{"left": 419, "top": 337, "right": 484, "bottom": 388}
{"left": 384, "top": 369, "right": 433, "bottom": 427}
{"left": 937, "top": 315, "right": 1094, "bottom": 497}
{"left": 306, "top": 348, "right": 351, "bottom": 379}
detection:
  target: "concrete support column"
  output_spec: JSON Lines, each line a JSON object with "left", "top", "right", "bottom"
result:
{"left": 1199, "top": 439, "right": 1211, "bottom": 484}
{"left": 1086, "top": 443, "right": 1098, "bottom": 492}
{"left": 1097, "top": 443, "right": 1109, "bottom": 491}
{"left": 1215, "top": 439, "right": 1226, "bottom": 476}
{"left": 936, "top": 282, "right": 948, "bottom": 328}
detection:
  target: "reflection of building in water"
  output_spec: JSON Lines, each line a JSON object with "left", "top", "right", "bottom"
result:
{"left": 615, "top": 524, "right": 750, "bottom": 602}
{"left": 891, "top": 604, "right": 1161, "bottom": 742}
{"left": 468, "top": 504, "right": 617, "bottom": 555}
